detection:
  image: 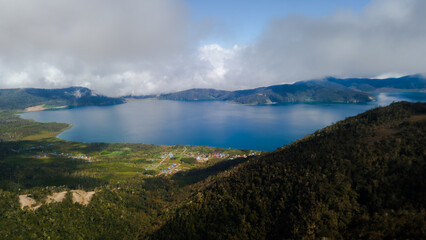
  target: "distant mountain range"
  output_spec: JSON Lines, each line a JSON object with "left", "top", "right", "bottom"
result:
{"left": 1, "top": 75, "right": 425, "bottom": 110}
{"left": 158, "top": 82, "right": 374, "bottom": 104}
{"left": 155, "top": 74, "right": 426, "bottom": 104}
{"left": 325, "top": 74, "right": 426, "bottom": 92}
{"left": 0, "top": 87, "right": 124, "bottom": 110}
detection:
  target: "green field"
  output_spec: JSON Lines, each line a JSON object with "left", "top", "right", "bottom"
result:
{"left": 0, "top": 111, "right": 260, "bottom": 189}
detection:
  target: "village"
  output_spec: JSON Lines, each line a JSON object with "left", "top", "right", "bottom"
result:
{"left": 11, "top": 142, "right": 261, "bottom": 177}
{"left": 155, "top": 150, "right": 260, "bottom": 176}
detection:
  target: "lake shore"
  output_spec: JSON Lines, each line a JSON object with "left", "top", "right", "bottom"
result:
{"left": 25, "top": 105, "right": 68, "bottom": 112}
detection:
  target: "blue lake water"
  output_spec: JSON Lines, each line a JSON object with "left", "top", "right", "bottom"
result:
{"left": 21, "top": 92, "right": 426, "bottom": 151}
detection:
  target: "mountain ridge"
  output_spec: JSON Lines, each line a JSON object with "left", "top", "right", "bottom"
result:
{"left": 150, "top": 74, "right": 426, "bottom": 105}
{"left": 1, "top": 74, "right": 425, "bottom": 110}
{"left": 0, "top": 87, "right": 125, "bottom": 110}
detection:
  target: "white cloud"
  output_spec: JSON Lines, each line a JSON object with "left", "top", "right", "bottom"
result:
{"left": 0, "top": 0, "right": 425, "bottom": 96}
{"left": 42, "top": 64, "right": 66, "bottom": 86}
{"left": 198, "top": 44, "right": 239, "bottom": 80}
{"left": 373, "top": 72, "right": 406, "bottom": 79}
{"left": 225, "top": 0, "right": 426, "bottom": 86}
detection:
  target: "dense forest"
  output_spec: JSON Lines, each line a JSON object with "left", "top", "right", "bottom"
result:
{"left": 0, "top": 102, "right": 424, "bottom": 239}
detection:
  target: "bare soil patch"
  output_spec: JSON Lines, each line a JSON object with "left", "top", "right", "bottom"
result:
{"left": 71, "top": 190, "right": 96, "bottom": 205}
{"left": 24, "top": 105, "right": 67, "bottom": 112}
{"left": 19, "top": 195, "right": 42, "bottom": 210}
{"left": 19, "top": 190, "right": 95, "bottom": 210}
{"left": 45, "top": 191, "right": 68, "bottom": 204}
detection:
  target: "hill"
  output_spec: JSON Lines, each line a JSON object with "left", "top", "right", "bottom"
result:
{"left": 0, "top": 87, "right": 125, "bottom": 110}
{"left": 155, "top": 75, "right": 426, "bottom": 105}
{"left": 159, "top": 88, "right": 231, "bottom": 101}
{"left": 153, "top": 101, "right": 426, "bottom": 239}
{"left": 326, "top": 74, "right": 426, "bottom": 92}
{"left": 159, "top": 82, "right": 374, "bottom": 104}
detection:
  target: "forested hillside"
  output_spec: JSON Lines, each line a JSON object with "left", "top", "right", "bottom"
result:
{"left": 327, "top": 74, "right": 426, "bottom": 92}
{"left": 153, "top": 102, "right": 426, "bottom": 239}
{"left": 155, "top": 75, "right": 426, "bottom": 104}
{"left": 0, "top": 87, "right": 124, "bottom": 110}
{"left": 158, "top": 81, "right": 374, "bottom": 104}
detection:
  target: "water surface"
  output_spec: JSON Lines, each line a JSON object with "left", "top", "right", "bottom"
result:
{"left": 21, "top": 92, "right": 426, "bottom": 151}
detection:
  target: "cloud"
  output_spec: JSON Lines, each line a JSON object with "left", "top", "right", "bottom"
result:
{"left": 0, "top": 0, "right": 190, "bottom": 62}
{"left": 0, "top": 0, "right": 425, "bottom": 96}
{"left": 225, "top": 0, "right": 426, "bottom": 87}
{"left": 0, "top": 0, "right": 195, "bottom": 95}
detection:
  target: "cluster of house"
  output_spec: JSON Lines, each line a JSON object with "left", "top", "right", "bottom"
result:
{"left": 158, "top": 163, "right": 180, "bottom": 175}
{"left": 184, "top": 152, "right": 228, "bottom": 162}
{"left": 229, "top": 152, "right": 259, "bottom": 160}
{"left": 187, "top": 151, "right": 260, "bottom": 162}
{"left": 152, "top": 150, "right": 262, "bottom": 176}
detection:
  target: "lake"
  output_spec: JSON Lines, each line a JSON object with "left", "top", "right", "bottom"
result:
{"left": 21, "top": 92, "right": 426, "bottom": 151}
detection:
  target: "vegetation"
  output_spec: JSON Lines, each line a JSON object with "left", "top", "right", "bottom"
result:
{"left": 327, "top": 74, "right": 426, "bottom": 92}
{"left": 153, "top": 102, "right": 426, "bottom": 239}
{"left": 0, "top": 87, "right": 124, "bottom": 110}
{"left": 180, "top": 157, "right": 197, "bottom": 164}
{"left": 155, "top": 74, "right": 426, "bottom": 104}
{"left": 0, "top": 111, "right": 70, "bottom": 141}
{"left": 2, "top": 74, "right": 424, "bottom": 111}
{"left": 0, "top": 110, "right": 256, "bottom": 239}
{"left": 159, "top": 82, "right": 374, "bottom": 104}
{"left": 0, "top": 102, "right": 424, "bottom": 239}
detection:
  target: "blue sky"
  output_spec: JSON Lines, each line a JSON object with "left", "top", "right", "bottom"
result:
{"left": 185, "top": 0, "right": 371, "bottom": 47}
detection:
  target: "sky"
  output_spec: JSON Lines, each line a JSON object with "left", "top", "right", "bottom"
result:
{"left": 0, "top": 0, "right": 425, "bottom": 96}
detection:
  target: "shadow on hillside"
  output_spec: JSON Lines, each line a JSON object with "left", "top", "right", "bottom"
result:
{"left": 172, "top": 157, "right": 252, "bottom": 187}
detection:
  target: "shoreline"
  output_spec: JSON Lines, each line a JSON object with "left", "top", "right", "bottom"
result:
{"left": 24, "top": 105, "right": 68, "bottom": 112}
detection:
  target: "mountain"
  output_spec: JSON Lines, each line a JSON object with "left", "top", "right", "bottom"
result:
{"left": 0, "top": 87, "right": 125, "bottom": 110}
{"left": 326, "top": 74, "right": 426, "bottom": 92}
{"left": 155, "top": 74, "right": 426, "bottom": 105}
{"left": 153, "top": 101, "right": 426, "bottom": 239}
{"left": 159, "top": 81, "right": 375, "bottom": 104}
{"left": 159, "top": 88, "right": 231, "bottom": 101}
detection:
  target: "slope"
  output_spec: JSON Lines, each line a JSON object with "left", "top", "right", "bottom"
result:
{"left": 0, "top": 87, "right": 124, "bottom": 110}
{"left": 326, "top": 74, "right": 426, "bottom": 92}
{"left": 153, "top": 102, "right": 426, "bottom": 239}
{"left": 158, "top": 81, "right": 374, "bottom": 104}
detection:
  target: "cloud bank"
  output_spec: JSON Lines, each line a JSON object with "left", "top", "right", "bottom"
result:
{"left": 0, "top": 0, "right": 425, "bottom": 96}
{"left": 226, "top": 0, "right": 426, "bottom": 88}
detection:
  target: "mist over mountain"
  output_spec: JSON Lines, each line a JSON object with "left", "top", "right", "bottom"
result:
{"left": 156, "top": 75, "right": 426, "bottom": 104}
